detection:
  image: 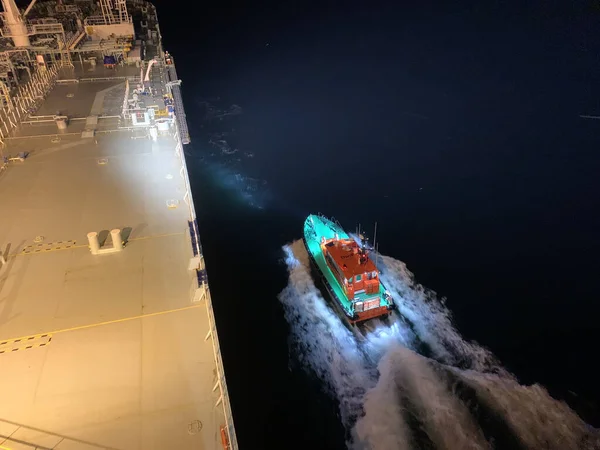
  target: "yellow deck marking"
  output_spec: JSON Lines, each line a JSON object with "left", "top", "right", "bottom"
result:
{"left": 0, "top": 334, "right": 52, "bottom": 354}
{"left": 9, "top": 232, "right": 185, "bottom": 258}
{"left": 21, "top": 240, "right": 78, "bottom": 254}
{"left": 0, "top": 304, "right": 202, "bottom": 346}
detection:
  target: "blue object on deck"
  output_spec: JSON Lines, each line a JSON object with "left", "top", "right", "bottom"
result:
{"left": 188, "top": 220, "right": 199, "bottom": 256}
{"left": 103, "top": 55, "right": 116, "bottom": 65}
{"left": 196, "top": 269, "right": 208, "bottom": 285}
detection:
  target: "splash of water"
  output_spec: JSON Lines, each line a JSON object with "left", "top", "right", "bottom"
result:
{"left": 279, "top": 242, "right": 377, "bottom": 428}
{"left": 376, "top": 254, "right": 504, "bottom": 374}
{"left": 380, "top": 345, "right": 491, "bottom": 450}
{"left": 279, "top": 239, "right": 600, "bottom": 450}
{"left": 355, "top": 334, "right": 491, "bottom": 450}
{"left": 352, "top": 344, "right": 412, "bottom": 450}
{"left": 455, "top": 369, "right": 600, "bottom": 450}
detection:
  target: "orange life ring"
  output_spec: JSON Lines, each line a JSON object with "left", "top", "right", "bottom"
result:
{"left": 220, "top": 426, "right": 229, "bottom": 449}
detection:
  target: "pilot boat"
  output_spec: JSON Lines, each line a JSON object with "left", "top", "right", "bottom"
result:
{"left": 303, "top": 214, "right": 394, "bottom": 324}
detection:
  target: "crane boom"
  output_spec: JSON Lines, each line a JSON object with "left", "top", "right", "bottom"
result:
{"left": 0, "top": 0, "right": 31, "bottom": 46}
{"left": 144, "top": 58, "right": 157, "bottom": 82}
{"left": 23, "top": 0, "right": 37, "bottom": 17}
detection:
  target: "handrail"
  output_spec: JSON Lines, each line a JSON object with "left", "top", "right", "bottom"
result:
{"left": 1, "top": 22, "right": 65, "bottom": 37}
{"left": 170, "top": 89, "right": 238, "bottom": 450}
{"left": 0, "top": 64, "right": 58, "bottom": 139}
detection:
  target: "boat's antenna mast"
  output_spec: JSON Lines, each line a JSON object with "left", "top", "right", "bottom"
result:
{"left": 373, "top": 222, "right": 379, "bottom": 270}
{"left": 373, "top": 222, "right": 377, "bottom": 251}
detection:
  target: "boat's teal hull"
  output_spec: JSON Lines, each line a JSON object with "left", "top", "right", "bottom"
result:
{"left": 303, "top": 214, "right": 393, "bottom": 324}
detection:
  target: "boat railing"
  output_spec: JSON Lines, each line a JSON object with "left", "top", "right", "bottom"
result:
{"left": 317, "top": 213, "right": 343, "bottom": 234}
{"left": 79, "top": 76, "right": 131, "bottom": 82}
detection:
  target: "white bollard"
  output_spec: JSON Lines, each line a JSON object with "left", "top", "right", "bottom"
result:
{"left": 56, "top": 118, "right": 67, "bottom": 130}
{"left": 87, "top": 232, "right": 100, "bottom": 254}
{"left": 111, "top": 229, "right": 123, "bottom": 251}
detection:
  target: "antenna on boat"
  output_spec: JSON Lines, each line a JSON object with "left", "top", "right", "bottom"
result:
{"left": 373, "top": 222, "right": 379, "bottom": 271}
{"left": 373, "top": 222, "right": 377, "bottom": 251}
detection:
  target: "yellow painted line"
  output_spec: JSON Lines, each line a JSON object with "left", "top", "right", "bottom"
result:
{"left": 129, "top": 231, "right": 184, "bottom": 242}
{"left": 0, "top": 445, "right": 13, "bottom": 450}
{"left": 0, "top": 304, "right": 202, "bottom": 345}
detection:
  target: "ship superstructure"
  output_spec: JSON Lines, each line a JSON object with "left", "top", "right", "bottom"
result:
{"left": 0, "top": 1, "right": 237, "bottom": 449}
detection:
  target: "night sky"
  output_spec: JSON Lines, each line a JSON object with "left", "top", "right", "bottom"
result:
{"left": 152, "top": 1, "right": 600, "bottom": 448}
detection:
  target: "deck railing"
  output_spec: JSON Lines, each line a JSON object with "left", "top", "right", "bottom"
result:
{"left": 170, "top": 86, "right": 238, "bottom": 450}
{"left": 0, "top": 64, "right": 59, "bottom": 143}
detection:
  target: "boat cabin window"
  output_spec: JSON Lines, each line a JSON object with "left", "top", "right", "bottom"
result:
{"left": 367, "top": 271, "right": 377, "bottom": 280}
{"left": 326, "top": 242, "right": 334, "bottom": 247}
{"left": 356, "top": 274, "right": 362, "bottom": 282}
{"left": 347, "top": 277, "right": 353, "bottom": 284}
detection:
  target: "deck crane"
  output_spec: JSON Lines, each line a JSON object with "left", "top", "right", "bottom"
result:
{"left": 0, "top": 0, "right": 32, "bottom": 47}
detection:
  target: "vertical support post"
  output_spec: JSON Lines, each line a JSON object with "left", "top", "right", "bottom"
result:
{"left": 111, "top": 229, "right": 123, "bottom": 251}
{"left": 87, "top": 232, "right": 100, "bottom": 254}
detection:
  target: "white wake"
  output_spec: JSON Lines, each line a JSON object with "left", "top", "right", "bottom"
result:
{"left": 279, "top": 243, "right": 378, "bottom": 429}
{"left": 278, "top": 240, "right": 599, "bottom": 450}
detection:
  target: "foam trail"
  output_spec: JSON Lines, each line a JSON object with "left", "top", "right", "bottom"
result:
{"left": 352, "top": 346, "right": 412, "bottom": 450}
{"left": 376, "top": 254, "right": 504, "bottom": 374}
{"left": 361, "top": 318, "right": 415, "bottom": 364}
{"left": 456, "top": 369, "right": 600, "bottom": 450}
{"left": 279, "top": 241, "right": 412, "bottom": 447}
{"left": 391, "top": 345, "right": 490, "bottom": 450}
{"left": 279, "top": 242, "right": 374, "bottom": 426}
{"left": 281, "top": 240, "right": 600, "bottom": 450}
{"left": 376, "top": 252, "right": 600, "bottom": 448}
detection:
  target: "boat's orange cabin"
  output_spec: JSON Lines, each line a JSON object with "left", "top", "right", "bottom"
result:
{"left": 320, "top": 236, "right": 379, "bottom": 300}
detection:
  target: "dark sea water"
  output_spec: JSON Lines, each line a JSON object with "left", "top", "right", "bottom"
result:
{"left": 158, "top": 1, "right": 600, "bottom": 448}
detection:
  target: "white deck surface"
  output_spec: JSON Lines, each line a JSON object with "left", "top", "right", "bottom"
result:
{"left": 0, "top": 77, "right": 225, "bottom": 449}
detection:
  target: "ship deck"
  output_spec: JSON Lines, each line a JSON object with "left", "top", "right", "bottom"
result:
{"left": 0, "top": 65, "right": 226, "bottom": 449}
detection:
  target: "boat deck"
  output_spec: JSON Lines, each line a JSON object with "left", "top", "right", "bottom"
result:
{"left": 0, "top": 67, "right": 227, "bottom": 449}
{"left": 304, "top": 216, "right": 392, "bottom": 315}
